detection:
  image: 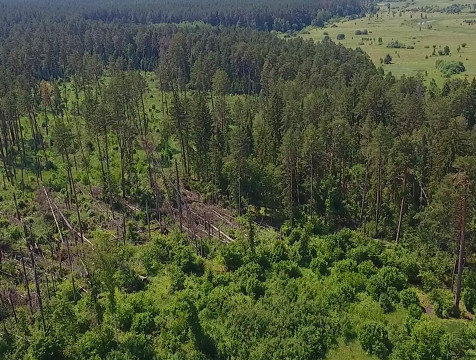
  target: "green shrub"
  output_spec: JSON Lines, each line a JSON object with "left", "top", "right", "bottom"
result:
{"left": 336, "top": 33, "right": 345, "bottom": 40}
{"left": 400, "top": 288, "right": 419, "bottom": 308}
{"left": 379, "top": 293, "right": 395, "bottom": 313}
{"left": 27, "top": 330, "right": 65, "bottom": 360}
{"left": 310, "top": 256, "right": 328, "bottom": 275}
{"left": 358, "top": 322, "right": 392, "bottom": 359}
{"left": 430, "top": 289, "right": 454, "bottom": 318}
{"left": 330, "top": 283, "right": 356, "bottom": 308}
{"left": 420, "top": 271, "right": 440, "bottom": 292}
{"left": 381, "top": 248, "right": 419, "bottom": 283}
{"left": 405, "top": 304, "right": 423, "bottom": 334}
{"left": 221, "top": 242, "right": 246, "bottom": 270}
{"left": 436, "top": 60, "right": 465, "bottom": 77}
{"left": 273, "top": 260, "right": 301, "bottom": 279}
{"left": 131, "top": 312, "right": 155, "bottom": 334}
{"left": 358, "top": 260, "right": 378, "bottom": 277}
{"left": 410, "top": 320, "right": 446, "bottom": 360}
{"left": 462, "top": 288, "right": 476, "bottom": 313}
{"left": 387, "top": 39, "right": 406, "bottom": 48}
{"left": 140, "top": 236, "right": 172, "bottom": 274}
{"left": 408, "top": 303, "right": 423, "bottom": 319}
{"left": 367, "top": 266, "right": 407, "bottom": 299}
{"left": 462, "top": 269, "right": 476, "bottom": 289}
{"left": 121, "top": 332, "right": 155, "bottom": 360}
{"left": 332, "top": 259, "right": 358, "bottom": 274}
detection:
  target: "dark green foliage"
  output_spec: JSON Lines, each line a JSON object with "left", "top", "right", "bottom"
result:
{"left": 358, "top": 260, "right": 378, "bottom": 277}
{"left": 436, "top": 60, "right": 465, "bottom": 77}
{"left": 381, "top": 248, "right": 419, "bottom": 284}
{"left": 387, "top": 40, "right": 406, "bottom": 49}
{"left": 419, "top": 271, "right": 441, "bottom": 292}
{"left": 310, "top": 256, "right": 329, "bottom": 275}
{"left": 367, "top": 266, "right": 407, "bottom": 300}
{"left": 430, "top": 289, "right": 454, "bottom": 318}
{"left": 379, "top": 287, "right": 399, "bottom": 313}
{"left": 358, "top": 322, "right": 392, "bottom": 359}
{"left": 399, "top": 288, "right": 419, "bottom": 308}
{"left": 379, "top": 293, "right": 395, "bottom": 313}
{"left": 27, "top": 331, "right": 65, "bottom": 360}
{"left": 462, "top": 288, "right": 476, "bottom": 313}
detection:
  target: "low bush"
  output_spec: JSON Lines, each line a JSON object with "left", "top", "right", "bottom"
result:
{"left": 367, "top": 266, "right": 407, "bottom": 300}
{"left": 358, "top": 322, "right": 392, "bottom": 359}
{"left": 430, "top": 289, "right": 454, "bottom": 318}
{"left": 400, "top": 288, "right": 419, "bottom": 308}
{"left": 387, "top": 39, "right": 406, "bottom": 49}
{"left": 462, "top": 288, "right": 476, "bottom": 313}
{"left": 436, "top": 60, "right": 465, "bottom": 77}
{"left": 420, "top": 270, "right": 440, "bottom": 292}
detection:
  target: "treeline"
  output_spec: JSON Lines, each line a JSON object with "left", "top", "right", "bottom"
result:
{"left": 0, "top": 0, "right": 369, "bottom": 32}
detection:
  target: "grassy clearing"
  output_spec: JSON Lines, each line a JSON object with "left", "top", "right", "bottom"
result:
{"left": 297, "top": 0, "right": 476, "bottom": 84}
{"left": 327, "top": 340, "right": 377, "bottom": 360}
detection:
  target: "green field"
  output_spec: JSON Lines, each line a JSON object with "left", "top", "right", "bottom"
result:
{"left": 298, "top": 0, "right": 476, "bottom": 83}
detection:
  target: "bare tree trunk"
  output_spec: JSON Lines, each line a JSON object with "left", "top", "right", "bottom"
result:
{"left": 454, "top": 181, "right": 467, "bottom": 316}
{"left": 375, "top": 161, "right": 381, "bottom": 237}
{"left": 175, "top": 159, "right": 183, "bottom": 232}
{"left": 146, "top": 201, "right": 151, "bottom": 240}
{"left": 66, "top": 156, "right": 84, "bottom": 244}
{"left": 395, "top": 174, "right": 406, "bottom": 243}
{"left": 360, "top": 161, "right": 369, "bottom": 225}
{"left": 20, "top": 252, "right": 33, "bottom": 314}
{"left": 43, "top": 187, "right": 77, "bottom": 302}
{"left": 30, "top": 251, "right": 46, "bottom": 332}
{"left": 8, "top": 292, "right": 17, "bottom": 324}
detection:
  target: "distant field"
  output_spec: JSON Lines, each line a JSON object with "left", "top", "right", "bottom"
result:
{"left": 297, "top": 0, "right": 476, "bottom": 83}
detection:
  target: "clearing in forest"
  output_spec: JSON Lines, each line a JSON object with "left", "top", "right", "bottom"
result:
{"left": 298, "top": 0, "right": 476, "bottom": 83}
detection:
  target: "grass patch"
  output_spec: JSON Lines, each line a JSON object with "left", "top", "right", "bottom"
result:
{"left": 326, "top": 339, "right": 377, "bottom": 360}
{"left": 294, "top": 0, "right": 476, "bottom": 84}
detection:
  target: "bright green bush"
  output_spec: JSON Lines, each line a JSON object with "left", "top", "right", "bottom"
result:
{"left": 408, "top": 304, "right": 423, "bottom": 319}
{"left": 379, "top": 293, "right": 394, "bottom": 313}
{"left": 381, "top": 248, "right": 420, "bottom": 283}
{"left": 131, "top": 312, "right": 155, "bottom": 334}
{"left": 358, "top": 322, "right": 392, "bottom": 359}
{"left": 436, "top": 60, "right": 465, "bottom": 77}
{"left": 420, "top": 270, "right": 441, "bottom": 292}
{"left": 462, "top": 288, "right": 476, "bottom": 313}
{"left": 367, "top": 266, "right": 407, "bottom": 300}
{"left": 310, "top": 256, "right": 329, "bottom": 275}
{"left": 410, "top": 320, "right": 445, "bottom": 359}
{"left": 358, "top": 260, "right": 378, "bottom": 277}
{"left": 400, "top": 288, "right": 419, "bottom": 308}
{"left": 430, "top": 289, "right": 454, "bottom": 318}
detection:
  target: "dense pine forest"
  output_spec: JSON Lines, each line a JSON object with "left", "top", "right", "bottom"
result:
{"left": 0, "top": 0, "right": 475, "bottom": 359}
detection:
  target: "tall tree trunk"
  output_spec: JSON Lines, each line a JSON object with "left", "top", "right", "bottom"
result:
{"left": 375, "top": 161, "right": 381, "bottom": 237}
{"left": 360, "top": 161, "right": 369, "bottom": 226}
{"left": 20, "top": 252, "right": 33, "bottom": 314}
{"left": 395, "top": 173, "right": 406, "bottom": 243}
{"left": 30, "top": 250, "right": 46, "bottom": 332}
{"left": 66, "top": 156, "right": 84, "bottom": 244}
{"left": 454, "top": 180, "right": 467, "bottom": 316}
{"left": 175, "top": 159, "right": 183, "bottom": 232}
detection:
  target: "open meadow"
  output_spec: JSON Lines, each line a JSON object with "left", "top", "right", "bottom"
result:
{"left": 299, "top": 0, "right": 476, "bottom": 83}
